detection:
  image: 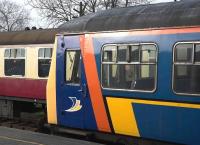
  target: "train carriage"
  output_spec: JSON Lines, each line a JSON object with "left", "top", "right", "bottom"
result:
{"left": 47, "top": 1, "right": 200, "bottom": 145}
{"left": 0, "top": 29, "right": 59, "bottom": 118}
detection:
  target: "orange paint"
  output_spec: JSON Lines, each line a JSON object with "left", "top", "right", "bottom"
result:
{"left": 128, "top": 26, "right": 200, "bottom": 35}
{"left": 78, "top": 26, "right": 200, "bottom": 133}
{"left": 93, "top": 26, "right": 200, "bottom": 38}
{"left": 80, "top": 35, "right": 111, "bottom": 132}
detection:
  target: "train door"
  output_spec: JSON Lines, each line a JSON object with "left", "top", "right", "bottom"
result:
{"left": 57, "top": 35, "right": 97, "bottom": 130}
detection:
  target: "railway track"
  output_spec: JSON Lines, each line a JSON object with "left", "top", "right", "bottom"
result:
{"left": 0, "top": 109, "right": 48, "bottom": 133}
{"left": 0, "top": 118, "right": 45, "bottom": 132}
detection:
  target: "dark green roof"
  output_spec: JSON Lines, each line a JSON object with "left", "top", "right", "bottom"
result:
{"left": 0, "top": 29, "right": 60, "bottom": 45}
{"left": 59, "top": 0, "right": 200, "bottom": 32}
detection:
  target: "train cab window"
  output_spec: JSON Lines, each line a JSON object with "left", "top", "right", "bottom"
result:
{"left": 4, "top": 48, "right": 25, "bottom": 76}
{"left": 102, "top": 43, "right": 157, "bottom": 92}
{"left": 38, "top": 48, "right": 52, "bottom": 77}
{"left": 173, "top": 43, "right": 200, "bottom": 95}
{"left": 65, "top": 50, "right": 81, "bottom": 84}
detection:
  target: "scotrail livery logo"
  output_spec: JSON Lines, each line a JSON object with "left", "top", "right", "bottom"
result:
{"left": 65, "top": 97, "right": 82, "bottom": 112}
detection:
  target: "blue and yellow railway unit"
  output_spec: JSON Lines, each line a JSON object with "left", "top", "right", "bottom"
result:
{"left": 47, "top": 1, "right": 200, "bottom": 145}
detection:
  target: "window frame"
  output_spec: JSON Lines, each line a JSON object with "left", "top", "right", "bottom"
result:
{"left": 101, "top": 43, "right": 158, "bottom": 93}
{"left": 38, "top": 48, "right": 53, "bottom": 78}
{"left": 172, "top": 41, "right": 200, "bottom": 96}
{"left": 4, "top": 48, "right": 26, "bottom": 77}
{"left": 65, "top": 49, "right": 81, "bottom": 86}
{"left": 38, "top": 48, "right": 52, "bottom": 59}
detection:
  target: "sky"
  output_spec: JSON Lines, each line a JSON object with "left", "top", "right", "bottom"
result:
{"left": 12, "top": 0, "right": 175, "bottom": 28}
{"left": 153, "top": 0, "right": 174, "bottom": 3}
{"left": 10, "top": 0, "right": 48, "bottom": 28}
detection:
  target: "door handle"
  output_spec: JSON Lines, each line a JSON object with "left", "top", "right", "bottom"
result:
{"left": 78, "top": 89, "right": 83, "bottom": 92}
{"left": 78, "top": 84, "right": 87, "bottom": 97}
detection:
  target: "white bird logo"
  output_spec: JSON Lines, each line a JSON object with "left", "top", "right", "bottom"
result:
{"left": 65, "top": 97, "right": 82, "bottom": 112}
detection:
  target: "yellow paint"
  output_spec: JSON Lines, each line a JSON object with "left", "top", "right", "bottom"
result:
{"left": 107, "top": 97, "right": 200, "bottom": 136}
{"left": 46, "top": 37, "right": 57, "bottom": 124}
{"left": 107, "top": 98, "right": 140, "bottom": 137}
{"left": 26, "top": 46, "right": 38, "bottom": 78}
{"left": 0, "top": 48, "right": 4, "bottom": 77}
{"left": 131, "top": 99, "right": 200, "bottom": 109}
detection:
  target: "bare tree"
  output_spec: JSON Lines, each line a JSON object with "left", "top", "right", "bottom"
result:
{"left": 100, "top": 0, "right": 119, "bottom": 9}
{"left": 27, "top": 0, "right": 154, "bottom": 27}
{"left": 84, "top": 0, "right": 102, "bottom": 13}
{"left": 26, "top": 0, "right": 73, "bottom": 27}
{"left": 111, "top": 0, "right": 119, "bottom": 8}
{"left": 73, "top": 1, "right": 88, "bottom": 17}
{"left": 101, "top": 0, "right": 153, "bottom": 9}
{"left": 27, "top": 0, "right": 90, "bottom": 26}
{"left": 123, "top": 0, "right": 153, "bottom": 7}
{"left": 0, "top": 0, "right": 30, "bottom": 31}
{"left": 101, "top": 0, "right": 110, "bottom": 10}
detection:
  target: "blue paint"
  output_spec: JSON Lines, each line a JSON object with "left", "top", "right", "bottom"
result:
{"left": 92, "top": 32, "right": 200, "bottom": 103}
{"left": 133, "top": 103, "right": 200, "bottom": 145}
{"left": 55, "top": 31, "right": 200, "bottom": 144}
{"left": 56, "top": 35, "right": 97, "bottom": 130}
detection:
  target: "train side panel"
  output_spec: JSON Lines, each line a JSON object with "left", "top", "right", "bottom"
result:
{"left": 50, "top": 27, "right": 200, "bottom": 145}
{"left": 0, "top": 44, "right": 53, "bottom": 101}
{"left": 0, "top": 78, "right": 46, "bottom": 100}
{"left": 91, "top": 28, "right": 200, "bottom": 145}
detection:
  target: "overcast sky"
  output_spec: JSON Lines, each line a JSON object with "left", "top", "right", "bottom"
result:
{"left": 153, "top": 0, "right": 174, "bottom": 3}
{"left": 12, "top": 0, "right": 174, "bottom": 28}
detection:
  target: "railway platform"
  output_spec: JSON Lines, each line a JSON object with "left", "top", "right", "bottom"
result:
{"left": 0, "top": 126, "right": 104, "bottom": 145}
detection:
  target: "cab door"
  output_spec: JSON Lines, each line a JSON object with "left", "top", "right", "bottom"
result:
{"left": 57, "top": 36, "right": 85, "bottom": 129}
{"left": 56, "top": 35, "right": 97, "bottom": 130}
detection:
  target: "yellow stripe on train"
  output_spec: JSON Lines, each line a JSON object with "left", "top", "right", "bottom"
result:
{"left": 106, "top": 97, "right": 200, "bottom": 137}
{"left": 46, "top": 37, "right": 58, "bottom": 125}
{"left": 107, "top": 98, "right": 140, "bottom": 137}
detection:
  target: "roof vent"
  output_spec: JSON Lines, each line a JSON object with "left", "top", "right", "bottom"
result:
{"left": 32, "top": 26, "right": 37, "bottom": 30}
{"left": 25, "top": 27, "right": 30, "bottom": 31}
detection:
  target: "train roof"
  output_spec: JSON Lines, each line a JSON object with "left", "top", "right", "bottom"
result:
{"left": 59, "top": 0, "right": 200, "bottom": 32}
{"left": 0, "top": 29, "right": 60, "bottom": 45}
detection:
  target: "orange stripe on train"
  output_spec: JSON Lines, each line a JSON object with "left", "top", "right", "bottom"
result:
{"left": 80, "top": 35, "right": 111, "bottom": 132}
{"left": 94, "top": 26, "right": 200, "bottom": 38}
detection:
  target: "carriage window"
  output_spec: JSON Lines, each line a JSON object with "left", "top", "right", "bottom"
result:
{"left": 195, "top": 44, "right": 200, "bottom": 62}
{"left": 103, "top": 46, "right": 117, "bottom": 62}
{"left": 4, "top": 49, "right": 10, "bottom": 58}
{"left": 118, "top": 45, "right": 128, "bottom": 62}
{"left": 173, "top": 43, "right": 200, "bottom": 95}
{"left": 45, "top": 48, "right": 52, "bottom": 58}
{"left": 174, "top": 44, "right": 193, "bottom": 63}
{"left": 141, "top": 44, "right": 156, "bottom": 63}
{"left": 130, "top": 45, "right": 140, "bottom": 62}
{"left": 4, "top": 48, "right": 25, "bottom": 76}
{"left": 38, "top": 48, "right": 45, "bottom": 57}
{"left": 66, "top": 50, "right": 81, "bottom": 84}
{"left": 102, "top": 44, "right": 157, "bottom": 91}
{"left": 38, "top": 48, "right": 52, "bottom": 77}
{"left": 16, "top": 49, "right": 25, "bottom": 57}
